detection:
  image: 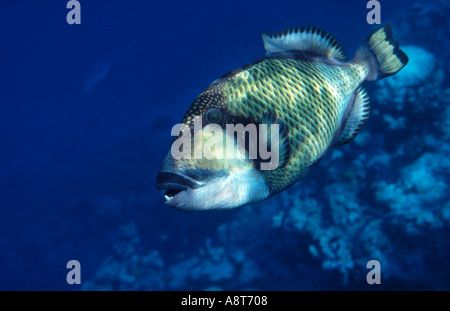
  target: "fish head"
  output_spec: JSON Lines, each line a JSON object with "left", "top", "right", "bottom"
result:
{"left": 156, "top": 91, "right": 272, "bottom": 211}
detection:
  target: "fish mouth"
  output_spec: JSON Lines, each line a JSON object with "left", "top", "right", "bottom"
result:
{"left": 156, "top": 171, "right": 204, "bottom": 205}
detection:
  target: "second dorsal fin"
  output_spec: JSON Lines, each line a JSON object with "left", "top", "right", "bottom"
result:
{"left": 261, "top": 26, "right": 348, "bottom": 61}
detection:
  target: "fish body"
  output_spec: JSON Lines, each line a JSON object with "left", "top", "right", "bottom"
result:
{"left": 157, "top": 25, "right": 408, "bottom": 211}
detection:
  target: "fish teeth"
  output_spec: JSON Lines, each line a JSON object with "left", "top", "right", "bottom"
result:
{"left": 164, "top": 195, "right": 171, "bottom": 201}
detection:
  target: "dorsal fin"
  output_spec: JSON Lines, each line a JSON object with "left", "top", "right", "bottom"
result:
{"left": 335, "top": 86, "right": 370, "bottom": 146}
{"left": 261, "top": 26, "right": 348, "bottom": 61}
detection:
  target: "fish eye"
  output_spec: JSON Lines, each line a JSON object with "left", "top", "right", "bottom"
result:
{"left": 206, "top": 108, "right": 222, "bottom": 123}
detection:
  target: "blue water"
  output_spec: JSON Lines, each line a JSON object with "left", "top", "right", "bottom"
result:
{"left": 1, "top": 0, "right": 449, "bottom": 290}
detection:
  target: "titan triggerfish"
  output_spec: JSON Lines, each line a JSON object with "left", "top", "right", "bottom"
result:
{"left": 157, "top": 25, "right": 408, "bottom": 211}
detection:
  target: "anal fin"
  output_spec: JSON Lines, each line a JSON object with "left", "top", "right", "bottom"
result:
{"left": 335, "top": 87, "right": 370, "bottom": 146}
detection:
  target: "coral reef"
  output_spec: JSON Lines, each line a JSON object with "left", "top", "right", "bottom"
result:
{"left": 83, "top": 223, "right": 166, "bottom": 290}
{"left": 373, "top": 45, "right": 444, "bottom": 112}
{"left": 84, "top": 0, "right": 450, "bottom": 290}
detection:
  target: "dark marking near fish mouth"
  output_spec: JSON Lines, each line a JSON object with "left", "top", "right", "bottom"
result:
{"left": 157, "top": 171, "right": 204, "bottom": 190}
{"left": 157, "top": 171, "right": 204, "bottom": 200}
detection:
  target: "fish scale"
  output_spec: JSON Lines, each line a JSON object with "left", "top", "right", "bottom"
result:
{"left": 214, "top": 56, "right": 360, "bottom": 193}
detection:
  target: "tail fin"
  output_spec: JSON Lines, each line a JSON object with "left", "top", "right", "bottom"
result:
{"left": 354, "top": 25, "right": 408, "bottom": 81}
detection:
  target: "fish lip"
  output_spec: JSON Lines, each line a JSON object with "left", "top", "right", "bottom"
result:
{"left": 163, "top": 188, "right": 190, "bottom": 209}
{"left": 156, "top": 171, "right": 204, "bottom": 205}
{"left": 156, "top": 171, "right": 204, "bottom": 190}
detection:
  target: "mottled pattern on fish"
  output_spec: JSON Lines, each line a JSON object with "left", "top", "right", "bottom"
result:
{"left": 181, "top": 55, "right": 368, "bottom": 193}
{"left": 157, "top": 25, "right": 408, "bottom": 211}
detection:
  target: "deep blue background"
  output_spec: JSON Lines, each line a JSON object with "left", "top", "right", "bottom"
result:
{"left": 1, "top": 0, "right": 447, "bottom": 290}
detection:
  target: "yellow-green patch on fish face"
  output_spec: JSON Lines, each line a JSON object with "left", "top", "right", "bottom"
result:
{"left": 156, "top": 25, "right": 408, "bottom": 211}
